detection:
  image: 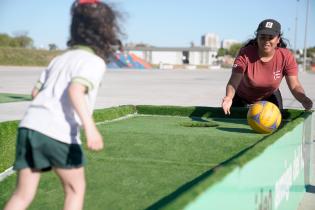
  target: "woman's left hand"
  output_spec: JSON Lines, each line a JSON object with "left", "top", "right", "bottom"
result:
{"left": 301, "top": 96, "right": 313, "bottom": 110}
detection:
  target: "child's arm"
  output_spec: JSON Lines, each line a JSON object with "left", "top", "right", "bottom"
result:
{"left": 31, "top": 87, "right": 40, "bottom": 99}
{"left": 68, "top": 82, "right": 104, "bottom": 151}
{"left": 31, "top": 80, "right": 44, "bottom": 99}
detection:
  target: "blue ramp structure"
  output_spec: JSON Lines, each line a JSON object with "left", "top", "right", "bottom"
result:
{"left": 107, "top": 52, "right": 152, "bottom": 69}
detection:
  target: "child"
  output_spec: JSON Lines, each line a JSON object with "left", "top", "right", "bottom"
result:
{"left": 4, "top": 0, "right": 122, "bottom": 209}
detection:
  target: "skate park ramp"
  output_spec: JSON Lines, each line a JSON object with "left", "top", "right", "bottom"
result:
{"left": 108, "top": 52, "right": 152, "bottom": 69}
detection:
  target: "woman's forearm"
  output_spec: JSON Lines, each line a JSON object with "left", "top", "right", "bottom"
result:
{"left": 291, "top": 85, "right": 308, "bottom": 102}
{"left": 225, "top": 84, "right": 236, "bottom": 99}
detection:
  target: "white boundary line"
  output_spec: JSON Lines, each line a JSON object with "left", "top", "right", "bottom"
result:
{"left": 0, "top": 167, "right": 15, "bottom": 182}
{"left": 95, "top": 113, "right": 137, "bottom": 125}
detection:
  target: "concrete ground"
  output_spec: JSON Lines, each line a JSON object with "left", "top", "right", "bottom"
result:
{"left": 0, "top": 66, "right": 314, "bottom": 209}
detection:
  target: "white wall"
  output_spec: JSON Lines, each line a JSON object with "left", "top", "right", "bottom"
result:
{"left": 189, "top": 51, "right": 201, "bottom": 65}
{"left": 209, "top": 51, "right": 218, "bottom": 65}
{"left": 189, "top": 51, "right": 218, "bottom": 65}
{"left": 127, "top": 48, "right": 218, "bottom": 66}
{"left": 151, "top": 51, "right": 182, "bottom": 64}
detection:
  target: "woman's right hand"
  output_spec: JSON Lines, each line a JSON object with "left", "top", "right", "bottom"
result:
{"left": 222, "top": 96, "right": 233, "bottom": 115}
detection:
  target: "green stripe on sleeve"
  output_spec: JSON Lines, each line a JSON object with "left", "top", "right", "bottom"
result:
{"left": 34, "top": 80, "right": 43, "bottom": 90}
{"left": 71, "top": 77, "right": 94, "bottom": 92}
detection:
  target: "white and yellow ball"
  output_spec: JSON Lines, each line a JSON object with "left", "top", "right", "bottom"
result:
{"left": 247, "top": 101, "right": 282, "bottom": 134}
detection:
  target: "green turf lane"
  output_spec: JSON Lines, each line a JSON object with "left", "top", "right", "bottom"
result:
{"left": 0, "top": 115, "right": 267, "bottom": 210}
{"left": 0, "top": 93, "right": 31, "bottom": 103}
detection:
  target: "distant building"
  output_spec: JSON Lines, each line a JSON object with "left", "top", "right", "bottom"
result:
{"left": 221, "top": 39, "right": 240, "bottom": 50}
{"left": 201, "top": 33, "right": 220, "bottom": 50}
{"left": 124, "top": 46, "right": 218, "bottom": 67}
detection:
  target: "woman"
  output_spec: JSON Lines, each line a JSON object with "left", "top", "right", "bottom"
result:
{"left": 4, "top": 0, "right": 122, "bottom": 209}
{"left": 222, "top": 19, "right": 313, "bottom": 115}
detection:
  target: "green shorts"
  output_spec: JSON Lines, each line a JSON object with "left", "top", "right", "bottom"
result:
{"left": 14, "top": 128, "right": 86, "bottom": 171}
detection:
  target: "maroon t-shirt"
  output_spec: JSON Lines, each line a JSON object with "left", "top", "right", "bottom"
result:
{"left": 232, "top": 45, "right": 298, "bottom": 103}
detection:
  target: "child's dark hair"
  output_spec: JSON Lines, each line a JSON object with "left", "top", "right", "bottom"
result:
{"left": 67, "top": 1, "right": 122, "bottom": 61}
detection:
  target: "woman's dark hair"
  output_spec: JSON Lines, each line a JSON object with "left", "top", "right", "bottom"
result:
{"left": 244, "top": 33, "right": 288, "bottom": 48}
{"left": 67, "top": 1, "right": 123, "bottom": 61}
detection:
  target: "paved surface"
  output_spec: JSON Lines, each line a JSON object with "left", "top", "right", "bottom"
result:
{"left": 0, "top": 66, "right": 314, "bottom": 209}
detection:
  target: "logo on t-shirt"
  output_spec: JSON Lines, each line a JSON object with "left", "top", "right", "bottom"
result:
{"left": 273, "top": 70, "right": 281, "bottom": 80}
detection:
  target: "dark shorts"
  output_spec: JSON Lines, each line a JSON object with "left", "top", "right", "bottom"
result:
{"left": 14, "top": 128, "right": 86, "bottom": 171}
{"left": 232, "top": 89, "right": 283, "bottom": 109}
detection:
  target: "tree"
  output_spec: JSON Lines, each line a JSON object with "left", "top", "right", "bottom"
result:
{"left": 217, "top": 48, "right": 227, "bottom": 57}
{"left": 0, "top": 32, "right": 33, "bottom": 48}
{"left": 0, "top": 33, "right": 11, "bottom": 47}
{"left": 48, "top": 43, "right": 58, "bottom": 51}
{"left": 228, "top": 43, "right": 242, "bottom": 57}
{"left": 307, "top": 46, "right": 315, "bottom": 58}
{"left": 12, "top": 35, "right": 33, "bottom": 48}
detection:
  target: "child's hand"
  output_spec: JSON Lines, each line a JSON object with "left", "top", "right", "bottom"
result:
{"left": 86, "top": 126, "right": 104, "bottom": 151}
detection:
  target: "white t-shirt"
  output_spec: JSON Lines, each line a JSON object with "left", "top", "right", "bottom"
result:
{"left": 19, "top": 48, "right": 106, "bottom": 144}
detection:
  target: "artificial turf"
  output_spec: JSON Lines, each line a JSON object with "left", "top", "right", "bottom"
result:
{"left": 0, "top": 121, "right": 18, "bottom": 171}
{"left": 0, "top": 115, "right": 268, "bottom": 210}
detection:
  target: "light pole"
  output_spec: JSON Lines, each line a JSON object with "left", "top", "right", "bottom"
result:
{"left": 303, "top": 0, "right": 310, "bottom": 71}
{"left": 294, "top": 0, "right": 299, "bottom": 52}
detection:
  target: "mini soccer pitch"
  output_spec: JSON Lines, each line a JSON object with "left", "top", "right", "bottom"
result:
{"left": 0, "top": 105, "right": 309, "bottom": 210}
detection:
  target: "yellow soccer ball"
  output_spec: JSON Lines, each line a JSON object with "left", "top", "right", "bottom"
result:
{"left": 247, "top": 101, "right": 282, "bottom": 134}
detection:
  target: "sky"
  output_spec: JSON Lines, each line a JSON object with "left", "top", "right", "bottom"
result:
{"left": 0, "top": 0, "right": 314, "bottom": 50}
